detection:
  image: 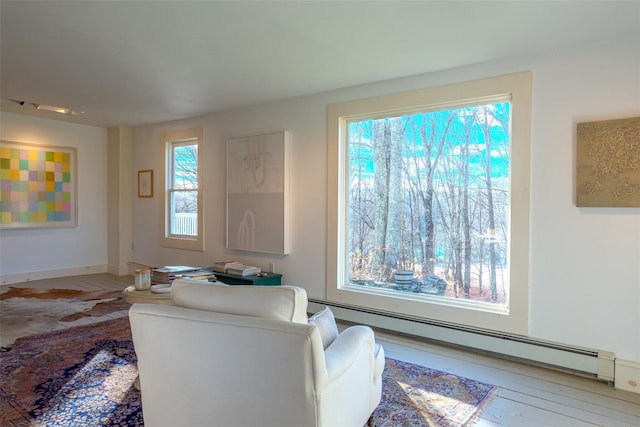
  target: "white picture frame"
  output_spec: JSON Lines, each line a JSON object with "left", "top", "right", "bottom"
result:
{"left": 226, "top": 131, "right": 289, "bottom": 254}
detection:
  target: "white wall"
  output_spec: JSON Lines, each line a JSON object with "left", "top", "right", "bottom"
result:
{"left": 0, "top": 112, "right": 108, "bottom": 282}
{"left": 132, "top": 32, "right": 639, "bottom": 362}
{"left": 527, "top": 34, "right": 639, "bottom": 362}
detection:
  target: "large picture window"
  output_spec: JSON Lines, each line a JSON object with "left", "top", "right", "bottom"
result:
{"left": 327, "top": 73, "right": 532, "bottom": 334}
{"left": 162, "top": 128, "right": 204, "bottom": 251}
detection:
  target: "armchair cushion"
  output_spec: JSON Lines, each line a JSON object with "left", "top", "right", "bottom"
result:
{"left": 308, "top": 306, "right": 339, "bottom": 349}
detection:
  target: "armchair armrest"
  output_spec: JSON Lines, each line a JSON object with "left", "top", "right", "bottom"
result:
{"left": 313, "top": 325, "right": 382, "bottom": 426}
{"left": 322, "top": 325, "right": 376, "bottom": 385}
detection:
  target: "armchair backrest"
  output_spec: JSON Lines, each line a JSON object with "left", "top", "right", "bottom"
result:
{"left": 130, "top": 302, "right": 326, "bottom": 427}
{"left": 171, "top": 278, "right": 309, "bottom": 323}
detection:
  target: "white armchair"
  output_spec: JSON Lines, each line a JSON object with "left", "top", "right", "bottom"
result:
{"left": 129, "top": 279, "right": 384, "bottom": 427}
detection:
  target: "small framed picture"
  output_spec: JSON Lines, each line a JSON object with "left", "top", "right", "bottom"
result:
{"left": 138, "top": 170, "right": 153, "bottom": 198}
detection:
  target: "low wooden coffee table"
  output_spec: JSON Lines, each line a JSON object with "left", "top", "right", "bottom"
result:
{"left": 124, "top": 285, "right": 173, "bottom": 305}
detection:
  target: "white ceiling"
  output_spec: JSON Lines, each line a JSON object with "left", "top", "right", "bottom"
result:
{"left": 1, "top": 1, "right": 639, "bottom": 128}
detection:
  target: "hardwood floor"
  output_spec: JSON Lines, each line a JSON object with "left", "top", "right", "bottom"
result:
{"left": 377, "top": 331, "right": 639, "bottom": 426}
{"left": 2, "top": 273, "right": 639, "bottom": 426}
{"left": 1, "top": 273, "right": 133, "bottom": 293}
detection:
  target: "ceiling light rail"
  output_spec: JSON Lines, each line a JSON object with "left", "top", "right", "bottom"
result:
{"left": 5, "top": 98, "right": 84, "bottom": 115}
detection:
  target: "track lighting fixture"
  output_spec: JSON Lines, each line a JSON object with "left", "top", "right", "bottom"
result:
{"left": 5, "top": 98, "right": 84, "bottom": 115}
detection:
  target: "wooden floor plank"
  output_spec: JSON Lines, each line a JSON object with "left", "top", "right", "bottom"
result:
{"left": 498, "top": 389, "right": 639, "bottom": 426}
{"left": 0, "top": 273, "right": 132, "bottom": 294}
{"left": 478, "top": 397, "right": 602, "bottom": 427}
{"left": 514, "top": 381, "right": 640, "bottom": 420}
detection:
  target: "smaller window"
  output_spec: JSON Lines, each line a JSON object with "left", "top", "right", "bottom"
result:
{"left": 162, "top": 128, "right": 204, "bottom": 251}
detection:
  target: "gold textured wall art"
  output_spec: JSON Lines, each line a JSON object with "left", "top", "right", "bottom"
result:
{"left": 576, "top": 117, "right": 640, "bottom": 207}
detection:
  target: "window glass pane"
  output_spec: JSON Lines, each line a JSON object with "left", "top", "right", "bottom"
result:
{"left": 170, "top": 190, "right": 198, "bottom": 236}
{"left": 172, "top": 143, "right": 198, "bottom": 189}
{"left": 347, "top": 102, "right": 510, "bottom": 307}
{"left": 162, "top": 127, "right": 204, "bottom": 251}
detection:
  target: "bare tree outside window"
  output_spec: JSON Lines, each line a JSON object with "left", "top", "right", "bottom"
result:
{"left": 347, "top": 102, "right": 510, "bottom": 306}
{"left": 169, "top": 141, "right": 198, "bottom": 236}
{"left": 162, "top": 127, "right": 204, "bottom": 251}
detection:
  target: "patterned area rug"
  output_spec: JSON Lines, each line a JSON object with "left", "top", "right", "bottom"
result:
{"left": 0, "top": 317, "right": 496, "bottom": 426}
{"left": 370, "top": 359, "right": 496, "bottom": 426}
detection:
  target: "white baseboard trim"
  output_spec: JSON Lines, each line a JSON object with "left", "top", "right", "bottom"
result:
{"left": 1, "top": 264, "right": 108, "bottom": 285}
{"left": 615, "top": 358, "right": 640, "bottom": 394}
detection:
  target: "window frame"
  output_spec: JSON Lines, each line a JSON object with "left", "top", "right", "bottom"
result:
{"left": 161, "top": 127, "right": 204, "bottom": 251}
{"left": 327, "top": 73, "right": 532, "bottom": 335}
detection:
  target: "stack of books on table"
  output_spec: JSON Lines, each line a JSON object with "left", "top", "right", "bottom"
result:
{"left": 210, "top": 261, "right": 244, "bottom": 273}
{"left": 226, "top": 264, "right": 262, "bottom": 277}
{"left": 152, "top": 266, "right": 215, "bottom": 284}
{"left": 181, "top": 270, "right": 216, "bottom": 281}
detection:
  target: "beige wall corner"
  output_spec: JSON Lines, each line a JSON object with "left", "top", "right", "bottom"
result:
{"left": 107, "top": 126, "right": 133, "bottom": 276}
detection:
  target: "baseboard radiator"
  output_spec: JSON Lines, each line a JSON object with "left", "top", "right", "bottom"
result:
{"left": 308, "top": 299, "right": 615, "bottom": 383}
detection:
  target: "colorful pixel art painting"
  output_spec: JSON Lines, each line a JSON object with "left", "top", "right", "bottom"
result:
{"left": 0, "top": 141, "right": 77, "bottom": 229}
